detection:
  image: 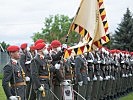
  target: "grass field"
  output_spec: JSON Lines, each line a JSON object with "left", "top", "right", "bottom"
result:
{"left": 0, "top": 79, "right": 133, "bottom": 100}
{"left": 0, "top": 80, "right": 6, "bottom": 100}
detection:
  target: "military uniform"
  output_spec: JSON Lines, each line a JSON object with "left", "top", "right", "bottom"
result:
{"left": 91, "top": 51, "right": 101, "bottom": 100}
{"left": 75, "top": 55, "right": 88, "bottom": 100}
{"left": 30, "top": 42, "right": 54, "bottom": 100}
{"left": 86, "top": 52, "right": 94, "bottom": 100}
{"left": 20, "top": 43, "right": 32, "bottom": 100}
{"left": 50, "top": 40, "right": 69, "bottom": 100}
{"left": 2, "top": 45, "right": 26, "bottom": 100}
{"left": 31, "top": 54, "right": 53, "bottom": 100}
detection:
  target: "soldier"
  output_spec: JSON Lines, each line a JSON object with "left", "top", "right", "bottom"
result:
{"left": 75, "top": 54, "right": 88, "bottom": 100}
{"left": 20, "top": 43, "right": 32, "bottom": 99}
{"left": 30, "top": 42, "right": 55, "bottom": 100}
{"left": 50, "top": 40, "right": 65, "bottom": 100}
{"left": 85, "top": 51, "right": 95, "bottom": 100}
{"left": 91, "top": 50, "right": 101, "bottom": 100}
{"left": 2, "top": 45, "right": 26, "bottom": 100}
{"left": 29, "top": 45, "right": 37, "bottom": 100}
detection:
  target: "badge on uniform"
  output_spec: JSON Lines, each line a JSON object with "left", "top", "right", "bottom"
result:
{"left": 17, "top": 71, "right": 21, "bottom": 77}
{"left": 43, "top": 65, "right": 46, "bottom": 70}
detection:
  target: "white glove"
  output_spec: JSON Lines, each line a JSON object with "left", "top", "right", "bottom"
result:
{"left": 25, "top": 61, "right": 31, "bottom": 64}
{"left": 122, "top": 74, "right": 125, "bottom": 77}
{"left": 105, "top": 76, "right": 109, "bottom": 80}
{"left": 55, "top": 63, "right": 61, "bottom": 69}
{"left": 25, "top": 76, "right": 30, "bottom": 81}
{"left": 78, "top": 81, "right": 83, "bottom": 86}
{"left": 71, "top": 63, "right": 75, "bottom": 65}
{"left": 62, "top": 44, "right": 67, "bottom": 49}
{"left": 99, "top": 76, "right": 103, "bottom": 81}
{"left": 129, "top": 73, "right": 132, "bottom": 77}
{"left": 125, "top": 74, "right": 128, "bottom": 77}
{"left": 38, "top": 86, "right": 44, "bottom": 91}
{"left": 88, "top": 60, "right": 93, "bottom": 63}
{"left": 107, "top": 76, "right": 111, "bottom": 79}
{"left": 112, "top": 77, "right": 115, "bottom": 80}
{"left": 9, "top": 96, "right": 18, "bottom": 100}
{"left": 121, "top": 61, "right": 125, "bottom": 64}
{"left": 62, "top": 80, "right": 70, "bottom": 86}
{"left": 93, "top": 75, "right": 97, "bottom": 81}
{"left": 97, "top": 60, "right": 101, "bottom": 64}
{"left": 87, "top": 77, "right": 90, "bottom": 81}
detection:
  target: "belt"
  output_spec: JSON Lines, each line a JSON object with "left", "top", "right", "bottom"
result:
{"left": 39, "top": 75, "right": 49, "bottom": 79}
{"left": 11, "top": 82, "right": 26, "bottom": 87}
{"left": 65, "top": 74, "right": 73, "bottom": 79}
{"left": 80, "top": 69, "right": 86, "bottom": 73}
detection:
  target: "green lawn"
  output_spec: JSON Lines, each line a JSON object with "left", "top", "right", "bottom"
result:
{"left": 0, "top": 80, "right": 6, "bottom": 100}
{"left": 120, "top": 92, "right": 133, "bottom": 100}
{"left": 0, "top": 79, "right": 133, "bottom": 100}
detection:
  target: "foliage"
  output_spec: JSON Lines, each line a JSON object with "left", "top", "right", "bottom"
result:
{"left": 32, "top": 14, "right": 80, "bottom": 45}
{"left": 112, "top": 8, "right": 133, "bottom": 51}
{"left": 0, "top": 41, "right": 10, "bottom": 52}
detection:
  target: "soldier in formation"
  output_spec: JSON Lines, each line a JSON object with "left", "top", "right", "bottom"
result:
{"left": 2, "top": 39, "right": 133, "bottom": 100}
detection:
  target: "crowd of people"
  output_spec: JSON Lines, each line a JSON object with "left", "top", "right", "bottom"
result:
{"left": 2, "top": 39, "right": 133, "bottom": 100}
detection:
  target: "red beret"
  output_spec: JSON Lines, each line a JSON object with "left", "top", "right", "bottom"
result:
{"left": 51, "top": 40, "right": 61, "bottom": 48}
{"left": 30, "top": 46, "right": 36, "bottom": 51}
{"left": 34, "top": 39, "right": 45, "bottom": 46}
{"left": 35, "top": 43, "right": 46, "bottom": 50}
{"left": 130, "top": 52, "right": 133, "bottom": 55}
{"left": 7, "top": 45, "right": 20, "bottom": 52}
{"left": 20, "top": 43, "right": 27, "bottom": 49}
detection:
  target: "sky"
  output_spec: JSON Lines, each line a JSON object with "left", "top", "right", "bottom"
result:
{"left": 0, "top": 0, "right": 132, "bottom": 46}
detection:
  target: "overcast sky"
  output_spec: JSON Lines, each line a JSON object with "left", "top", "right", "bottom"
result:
{"left": 0, "top": 0, "right": 132, "bottom": 46}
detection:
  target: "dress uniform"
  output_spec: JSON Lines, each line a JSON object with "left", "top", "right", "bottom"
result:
{"left": 91, "top": 51, "right": 101, "bottom": 100}
{"left": 20, "top": 43, "right": 32, "bottom": 99}
{"left": 29, "top": 45, "right": 37, "bottom": 100}
{"left": 30, "top": 42, "right": 54, "bottom": 100}
{"left": 75, "top": 55, "right": 88, "bottom": 100}
{"left": 2, "top": 45, "right": 26, "bottom": 100}
{"left": 50, "top": 40, "right": 65, "bottom": 100}
{"left": 86, "top": 52, "right": 94, "bottom": 100}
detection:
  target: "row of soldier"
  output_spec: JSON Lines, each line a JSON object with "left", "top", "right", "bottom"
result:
{"left": 2, "top": 39, "right": 133, "bottom": 100}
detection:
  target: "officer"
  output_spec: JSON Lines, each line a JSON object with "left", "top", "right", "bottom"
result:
{"left": 30, "top": 42, "right": 54, "bottom": 100}
{"left": 20, "top": 43, "right": 32, "bottom": 99}
{"left": 2, "top": 45, "right": 26, "bottom": 100}
{"left": 75, "top": 54, "right": 88, "bottom": 100}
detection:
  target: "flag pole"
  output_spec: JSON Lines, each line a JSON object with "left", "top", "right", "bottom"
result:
{"left": 65, "top": 0, "right": 84, "bottom": 43}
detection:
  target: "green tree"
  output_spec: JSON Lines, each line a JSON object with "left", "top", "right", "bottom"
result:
{"left": 112, "top": 8, "right": 133, "bottom": 51}
{"left": 0, "top": 41, "right": 10, "bottom": 51}
{"left": 32, "top": 14, "right": 80, "bottom": 45}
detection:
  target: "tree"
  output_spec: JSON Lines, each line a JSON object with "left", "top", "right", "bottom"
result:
{"left": 112, "top": 8, "right": 133, "bottom": 51}
{"left": 31, "top": 14, "right": 80, "bottom": 45}
{"left": 0, "top": 41, "right": 10, "bottom": 52}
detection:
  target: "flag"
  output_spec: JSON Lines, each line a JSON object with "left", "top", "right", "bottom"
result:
{"left": 64, "top": 0, "right": 109, "bottom": 58}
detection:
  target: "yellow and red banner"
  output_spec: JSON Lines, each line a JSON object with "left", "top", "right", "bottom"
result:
{"left": 64, "top": 0, "right": 109, "bottom": 58}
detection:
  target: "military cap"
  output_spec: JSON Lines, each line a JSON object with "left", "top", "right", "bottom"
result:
{"left": 35, "top": 43, "right": 46, "bottom": 50}
{"left": 20, "top": 43, "right": 27, "bottom": 49}
{"left": 7, "top": 45, "right": 20, "bottom": 52}
{"left": 30, "top": 45, "right": 36, "bottom": 51}
{"left": 51, "top": 40, "right": 61, "bottom": 48}
{"left": 34, "top": 39, "right": 45, "bottom": 46}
